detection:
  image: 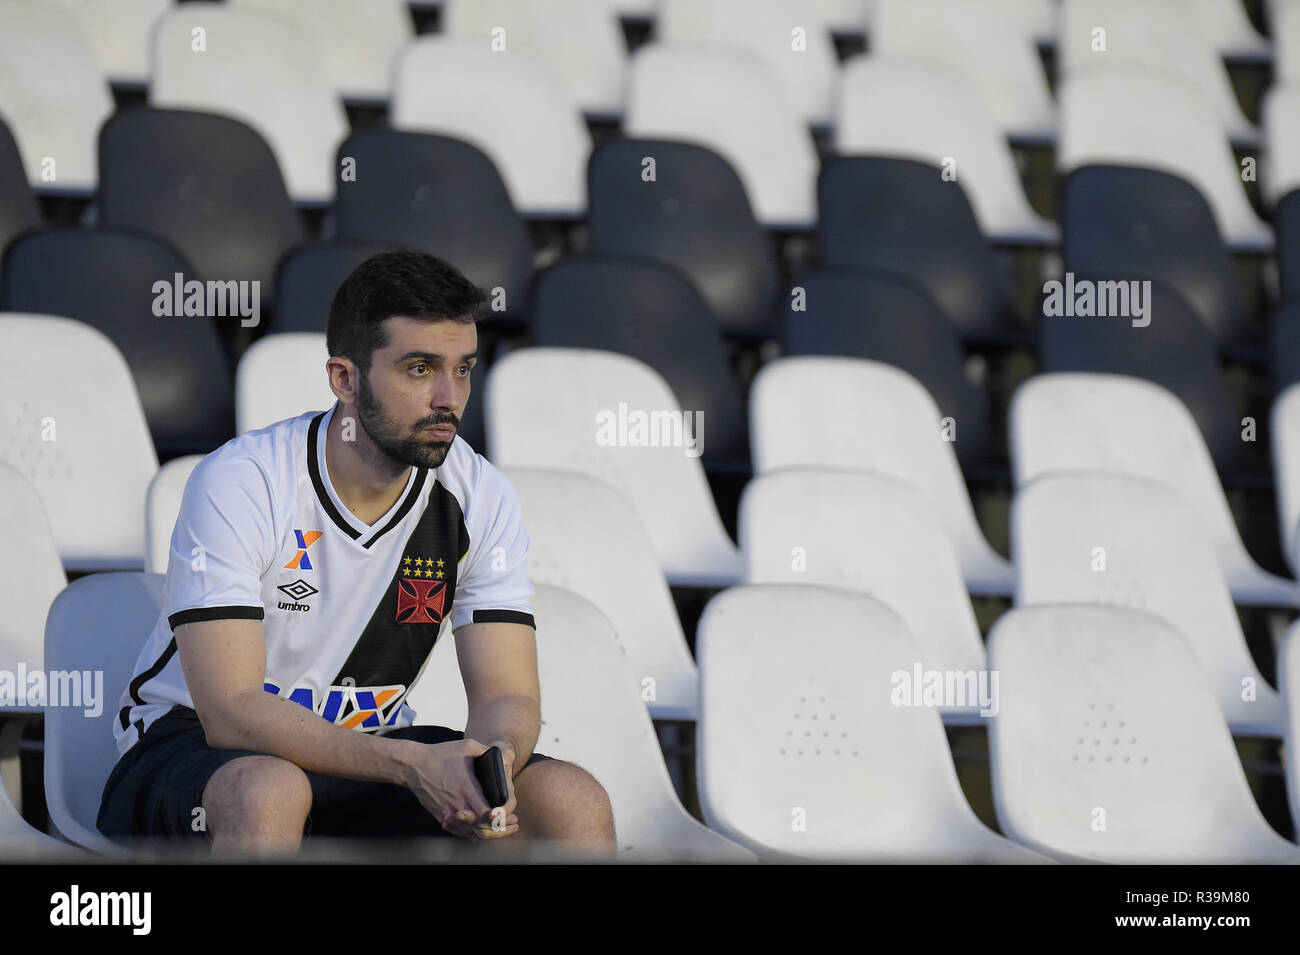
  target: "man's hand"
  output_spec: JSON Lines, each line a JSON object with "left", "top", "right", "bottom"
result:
{"left": 472, "top": 740, "right": 519, "bottom": 835}
{"left": 401, "top": 738, "right": 519, "bottom": 840}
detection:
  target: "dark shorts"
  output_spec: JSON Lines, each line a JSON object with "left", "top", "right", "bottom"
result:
{"left": 96, "top": 706, "right": 554, "bottom": 842}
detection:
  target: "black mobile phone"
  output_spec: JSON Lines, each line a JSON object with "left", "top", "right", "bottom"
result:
{"left": 474, "top": 746, "right": 509, "bottom": 809}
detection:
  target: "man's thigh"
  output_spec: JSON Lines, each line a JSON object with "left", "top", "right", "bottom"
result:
{"left": 97, "top": 707, "right": 262, "bottom": 841}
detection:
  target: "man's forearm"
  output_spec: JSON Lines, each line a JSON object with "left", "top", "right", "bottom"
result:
{"left": 202, "top": 691, "right": 421, "bottom": 788}
{"left": 463, "top": 694, "right": 540, "bottom": 773}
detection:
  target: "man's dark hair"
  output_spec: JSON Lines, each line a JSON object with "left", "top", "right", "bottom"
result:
{"left": 326, "top": 250, "right": 486, "bottom": 373}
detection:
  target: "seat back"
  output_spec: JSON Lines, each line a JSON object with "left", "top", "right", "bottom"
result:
{"left": 1014, "top": 473, "right": 1283, "bottom": 732}
{"left": 588, "top": 138, "right": 778, "bottom": 338}
{"left": 0, "top": 314, "right": 157, "bottom": 569}
{"left": 235, "top": 333, "right": 335, "bottom": 434}
{"left": 0, "top": 462, "right": 65, "bottom": 709}
{"left": 145, "top": 455, "right": 204, "bottom": 576}
{"left": 44, "top": 572, "right": 167, "bottom": 851}
{"left": 531, "top": 257, "right": 748, "bottom": 462}
{"left": 2, "top": 227, "right": 235, "bottom": 454}
{"left": 99, "top": 108, "right": 304, "bottom": 294}
{"left": 989, "top": 604, "right": 1297, "bottom": 862}
{"left": 487, "top": 348, "right": 740, "bottom": 586}
{"left": 625, "top": 42, "right": 818, "bottom": 228}
{"left": 391, "top": 36, "right": 590, "bottom": 216}
{"left": 752, "top": 357, "right": 1013, "bottom": 594}
{"left": 742, "top": 469, "right": 986, "bottom": 676}
{"left": 151, "top": 5, "right": 348, "bottom": 202}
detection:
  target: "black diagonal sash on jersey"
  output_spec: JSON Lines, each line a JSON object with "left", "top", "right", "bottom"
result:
{"left": 330, "top": 479, "right": 471, "bottom": 689}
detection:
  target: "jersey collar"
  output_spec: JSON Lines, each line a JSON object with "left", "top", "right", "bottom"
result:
{"left": 308, "top": 403, "right": 429, "bottom": 549}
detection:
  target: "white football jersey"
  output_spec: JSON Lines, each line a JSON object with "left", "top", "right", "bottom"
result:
{"left": 114, "top": 403, "right": 536, "bottom": 756}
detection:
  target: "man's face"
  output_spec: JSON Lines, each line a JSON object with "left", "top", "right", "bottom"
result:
{"left": 353, "top": 316, "right": 478, "bottom": 470}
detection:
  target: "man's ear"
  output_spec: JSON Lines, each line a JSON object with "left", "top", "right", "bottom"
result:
{"left": 327, "top": 355, "right": 361, "bottom": 405}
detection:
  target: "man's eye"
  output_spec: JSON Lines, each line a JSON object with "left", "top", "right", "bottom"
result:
{"left": 411, "top": 363, "right": 428, "bottom": 375}
{"left": 457, "top": 364, "right": 472, "bottom": 377}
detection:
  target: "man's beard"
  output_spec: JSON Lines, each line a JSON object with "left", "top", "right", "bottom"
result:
{"left": 355, "top": 372, "right": 459, "bottom": 471}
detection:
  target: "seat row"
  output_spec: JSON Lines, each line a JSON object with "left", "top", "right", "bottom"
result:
{"left": 2, "top": 0, "right": 1295, "bottom": 248}
{"left": 1, "top": 314, "right": 1295, "bottom": 600}
{"left": 5, "top": 573, "right": 1300, "bottom": 863}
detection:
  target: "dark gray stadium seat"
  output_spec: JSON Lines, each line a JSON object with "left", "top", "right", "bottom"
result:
{"left": 274, "top": 241, "right": 397, "bottom": 335}
{"left": 1, "top": 228, "right": 235, "bottom": 455}
{"left": 818, "top": 157, "right": 1020, "bottom": 343}
{"left": 1271, "top": 299, "right": 1300, "bottom": 393}
{"left": 1063, "top": 165, "right": 1248, "bottom": 346}
{"left": 98, "top": 108, "right": 304, "bottom": 297}
{"left": 587, "top": 139, "right": 778, "bottom": 340}
{"left": 1039, "top": 275, "right": 1249, "bottom": 474}
{"left": 334, "top": 129, "right": 534, "bottom": 322}
{"left": 780, "top": 269, "right": 996, "bottom": 470}
{"left": 1280, "top": 189, "right": 1300, "bottom": 304}
{"left": 0, "top": 117, "right": 39, "bottom": 285}
{"left": 530, "top": 256, "right": 749, "bottom": 466}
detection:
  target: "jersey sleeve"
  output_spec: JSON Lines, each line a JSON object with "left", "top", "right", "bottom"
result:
{"left": 164, "top": 449, "right": 277, "bottom": 631}
{"left": 451, "top": 463, "right": 536, "bottom": 631}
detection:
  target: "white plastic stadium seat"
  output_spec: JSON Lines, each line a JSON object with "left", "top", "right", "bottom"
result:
{"left": 392, "top": 36, "right": 591, "bottom": 217}
{"left": 44, "top": 572, "right": 167, "bottom": 854}
{"left": 1191, "top": 0, "right": 1271, "bottom": 61}
{"left": 742, "top": 469, "right": 987, "bottom": 723}
{"left": 805, "top": 0, "right": 869, "bottom": 34}
{"left": 1058, "top": 70, "right": 1272, "bottom": 250}
{"left": 752, "top": 358, "right": 1014, "bottom": 595}
{"left": 487, "top": 349, "right": 742, "bottom": 588}
{"left": 1282, "top": 619, "right": 1300, "bottom": 830}
{"left": 0, "top": 315, "right": 158, "bottom": 571}
{"left": 836, "top": 56, "right": 1059, "bottom": 244}
{"left": 0, "top": 463, "right": 66, "bottom": 712}
{"left": 144, "top": 455, "right": 203, "bottom": 576}
{"left": 1263, "top": 84, "right": 1300, "bottom": 206}
{"left": 696, "top": 584, "right": 1047, "bottom": 862}
{"left": 55, "top": 0, "right": 172, "bottom": 87}
{"left": 595, "top": 0, "right": 655, "bottom": 17}
{"left": 1012, "top": 373, "right": 1297, "bottom": 606}
{"left": 442, "top": 0, "right": 627, "bottom": 117}
{"left": 1271, "top": 384, "right": 1300, "bottom": 575}
{"left": 404, "top": 584, "right": 755, "bottom": 861}
{"left": 151, "top": 5, "right": 349, "bottom": 204}
{"left": 656, "top": 0, "right": 839, "bottom": 126}
{"left": 0, "top": 775, "right": 79, "bottom": 857}
{"left": 871, "top": 0, "right": 1057, "bottom": 141}
{"left": 1278, "top": 0, "right": 1300, "bottom": 83}
{"left": 989, "top": 604, "right": 1300, "bottom": 863}
{"left": 504, "top": 467, "right": 699, "bottom": 720}
{"left": 231, "top": 0, "right": 413, "bottom": 102}
{"left": 0, "top": 0, "right": 114, "bottom": 193}
{"left": 1059, "top": 0, "right": 1259, "bottom": 145}
{"left": 1016, "top": 0, "right": 1060, "bottom": 44}
{"left": 235, "top": 333, "right": 336, "bottom": 434}
{"left": 1014, "top": 473, "right": 1285, "bottom": 735}
{"left": 625, "top": 43, "right": 819, "bottom": 230}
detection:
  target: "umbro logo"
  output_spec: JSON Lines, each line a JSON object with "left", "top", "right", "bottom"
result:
{"left": 277, "top": 578, "right": 318, "bottom": 612}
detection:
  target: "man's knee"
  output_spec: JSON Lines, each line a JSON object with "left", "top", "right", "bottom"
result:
{"left": 202, "top": 755, "right": 312, "bottom": 834}
{"left": 515, "top": 760, "right": 615, "bottom": 843}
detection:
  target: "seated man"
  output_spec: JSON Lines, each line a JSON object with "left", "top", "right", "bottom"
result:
{"left": 98, "top": 250, "right": 615, "bottom": 855}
